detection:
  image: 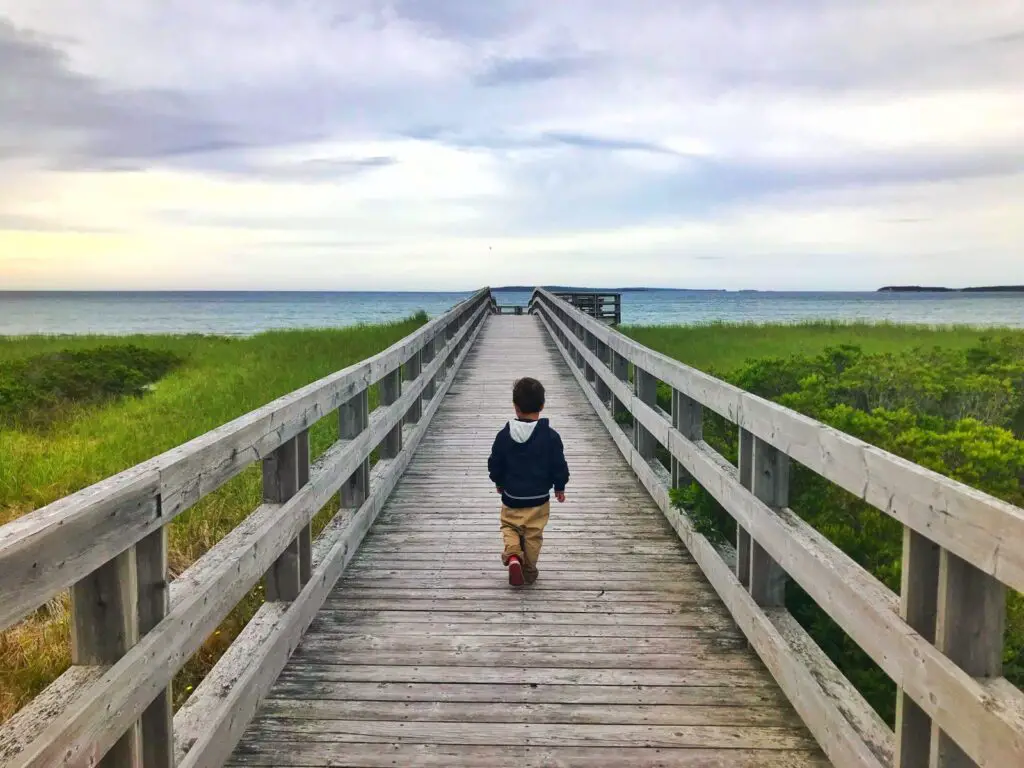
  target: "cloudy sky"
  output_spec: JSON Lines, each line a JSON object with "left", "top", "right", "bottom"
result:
{"left": 1, "top": 1, "right": 1022, "bottom": 291}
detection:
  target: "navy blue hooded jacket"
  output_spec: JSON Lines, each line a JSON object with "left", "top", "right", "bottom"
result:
{"left": 488, "top": 418, "right": 569, "bottom": 508}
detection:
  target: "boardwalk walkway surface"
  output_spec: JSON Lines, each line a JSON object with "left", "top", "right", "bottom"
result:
{"left": 229, "top": 316, "right": 828, "bottom": 767}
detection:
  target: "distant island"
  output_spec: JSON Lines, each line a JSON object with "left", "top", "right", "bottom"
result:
{"left": 878, "top": 286, "right": 1024, "bottom": 293}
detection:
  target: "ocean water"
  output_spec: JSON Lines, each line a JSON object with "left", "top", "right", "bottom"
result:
{"left": 0, "top": 289, "right": 1022, "bottom": 336}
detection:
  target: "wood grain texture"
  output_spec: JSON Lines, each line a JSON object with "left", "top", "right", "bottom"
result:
{"left": 230, "top": 314, "right": 825, "bottom": 767}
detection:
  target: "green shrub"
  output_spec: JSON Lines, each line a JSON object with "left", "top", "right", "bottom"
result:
{"left": 0, "top": 346, "right": 182, "bottom": 429}
{"left": 667, "top": 335, "right": 1024, "bottom": 724}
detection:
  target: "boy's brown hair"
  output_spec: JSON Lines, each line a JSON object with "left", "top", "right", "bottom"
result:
{"left": 513, "top": 377, "right": 545, "bottom": 414}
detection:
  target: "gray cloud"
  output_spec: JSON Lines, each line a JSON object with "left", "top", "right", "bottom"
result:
{"left": 476, "top": 55, "right": 595, "bottom": 87}
{"left": 542, "top": 132, "right": 678, "bottom": 155}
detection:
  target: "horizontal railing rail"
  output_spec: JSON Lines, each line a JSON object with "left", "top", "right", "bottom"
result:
{"left": 531, "top": 287, "right": 1024, "bottom": 768}
{"left": 0, "top": 288, "right": 491, "bottom": 767}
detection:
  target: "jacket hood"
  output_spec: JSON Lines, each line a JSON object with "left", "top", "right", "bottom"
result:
{"left": 509, "top": 418, "right": 546, "bottom": 444}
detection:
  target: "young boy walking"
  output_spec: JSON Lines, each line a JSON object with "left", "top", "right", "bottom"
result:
{"left": 487, "top": 377, "right": 569, "bottom": 587}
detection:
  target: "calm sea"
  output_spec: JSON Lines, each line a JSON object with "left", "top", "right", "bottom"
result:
{"left": 1, "top": 290, "right": 1022, "bottom": 336}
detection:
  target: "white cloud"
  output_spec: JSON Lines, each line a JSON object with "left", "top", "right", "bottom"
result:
{"left": 0, "top": 0, "right": 1022, "bottom": 290}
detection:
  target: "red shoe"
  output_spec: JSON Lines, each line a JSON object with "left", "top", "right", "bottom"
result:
{"left": 508, "top": 556, "right": 525, "bottom": 587}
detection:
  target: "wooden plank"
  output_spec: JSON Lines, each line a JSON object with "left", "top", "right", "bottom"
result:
{"left": 338, "top": 389, "right": 369, "bottom": 508}
{"left": 242, "top": 719, "right": 817, "bottom": 750}
{"left": 404, "top": 348, "right": 423, "bottom": 424}
{"left": 295, "top": 633, "right": 746, "bottom": 653}
{"left": 634, "top": 366, "right": 658, "bottom": 460}
{"left": 749, "top": 435, "right": 788, "bottom": 607}
{"left": 291, "top": 647, "right": 763, "bottom": 670}
{"left": 228, "top": 743, "right": 829, "bottom": 768}
{"left": 379, "top": 368, "right": 402, "bottom": 458}
{"left": 263, "top": 432, "right": 305, "bottom": 602}
{"left": 895, "top": 527, "right": 940, "bottom": 768}
{"left": 0, "top": 290, "right": 490, "bottom": 632}
{"left": 737, "top": 427, "right": 753, "bottom": 587}
{"left": 264, "top": 680, "right": 786, "bottom": 707}
{"left": 136, "top": 527, "right": 173, "bottom": 768}
{"left": 303, "top": 620, "right": 743, "bottom": 640}
{"left": 274, "top": 665, "right": 777, "bottom": 688}
{"left": 930, "top": 549, "right": 1007, "bottom": 767}
{"left": 70, "top": 549, "right": 141, "bottom": 767}
{"left": 254, "top": 698, "right": 798, "bottom": 726}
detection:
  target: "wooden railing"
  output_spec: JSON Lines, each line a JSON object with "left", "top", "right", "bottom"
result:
{"left": 531, "top": 287, "right": 1024, "bottom": 768}
{"left": 552, "top": 291, "right": 622, "bottom": 325}
{"left": 0, "top": 288, "right": 491, "bottom": 768}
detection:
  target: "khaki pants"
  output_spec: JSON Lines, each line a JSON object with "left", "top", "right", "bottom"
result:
{"left": 500, "top": 501, "right": 550, "bottom": 583}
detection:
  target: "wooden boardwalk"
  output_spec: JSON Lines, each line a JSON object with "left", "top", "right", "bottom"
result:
{"left": 229, "top": 315, "right": 827, "bottom": 767}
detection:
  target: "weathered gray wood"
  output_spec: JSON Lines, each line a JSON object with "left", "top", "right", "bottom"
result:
{"left": 737, "top": 427, "right": 754, "bottom": 588}
{"left": 0, "top": 300, "right": 490, "bottom": 768}
{"left": 338, "top": 389, "right": 369, "bottom": 508}
{"left": 533, "top": 288, "right": 1024, "bottom": 596}
{"left": 380, "top": 368, "right": 402, "bottom": 459}
{"left": 295, "top": 429, "right": 312, "bottom": 587}
{"left": 229, "top": 313, "right": 824, "bottom": 768}
{"left": 595, "top": 338, "right": 612, "bottom": 406}
{"left": 172, "top": 305, "right": 488, "bottom": 768}
{"left": 634, "top": 367, "right": 658, "bottom": 459}
{"left": 0, "top": 666, "right": 106, "bottom": 766}
{"left": 263, "top": 433, "right": 305, "bottom": 602}
{"left": 0, "top": 289, "right": 491, "bottom": 632}
{"left": 749, "top": 436, "right": 788, "bottom": 607}
{"left": 137, "top": 527, "right": 173, "bottom": 768}
{"left": 404, "top": 349, "right": 423, "bottom": 424}
{"left": 538, "top": 306, "right": 894, "bottom": 768}
{"left": 421, "top": 336, "right": 437, "bottom": 402}
{"left": 227, "top": 744, "right": 829, "bottom": 768}
{"left": 671, "top": 388, "right": 702, "bottom": 489}
{"left": 70, "top": 549, "right": 141, "bottom": 767}
{"left": 539, "top": 301, "right": 1024, "bottom": 768}
{"left": 895, "top": 528, "right": 940, "bottom": 768}
{"left": 930, "top": 550, "right": 1007, "bottom": 767}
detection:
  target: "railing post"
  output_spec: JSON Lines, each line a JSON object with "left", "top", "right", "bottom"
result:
{"left": 612, "top": 351, "right": 630, "bottom": 422}
{"left": 339, "top": 390, "right": 370, "bottom": 507}
{"left": 634, "top": 367, "right": 658, "bottom": 459}
{"left": 737, "top": 428, "right": 754, "bottom": 587}
{"left": 671, "top": 389, "right": 702, "bottom": 488}
{"left": 421, "top": 337, "right": 437, "bottom": 403}
{"left": 930, "top": 551, "right": 1006, "bottom": 767}
{"left": 895, "top": 528, "right": 940, "bottom": 768}
{"left": 404, "top": 348, "right": 423, "bottom": 424}
{"left": 296, "top": 429, "right": 312, "bottom": 586}
{"left": 137, "top": 526, "right": 172, "bottom": 768}
{"left": 595, "top": 339, "right": 612, "bottom": 408}
{"left": 381, "top": 367, "right": 402, "bottom": 458}
{"left": 583, "top": 330, "right": 597, "bottom": 387}
{"left": 71, "top": 552, "right": 141, "bottom": 767}
{"left": 748, "top": 436, "right": 789, "bottom": 606}
{"left": 262, "top": 430, "right": 308, "bottom": 601}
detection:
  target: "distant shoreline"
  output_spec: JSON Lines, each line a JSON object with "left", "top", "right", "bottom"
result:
{"left": 878, "top": 286, "right": 1024, "bottom": 293}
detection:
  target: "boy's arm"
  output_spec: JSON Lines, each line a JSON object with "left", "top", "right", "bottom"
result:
{"left": 487, "top": 432, "right": 504, "bottom": 489}
{"left": 550, "top": 431, "right": 569, "bottom": 492}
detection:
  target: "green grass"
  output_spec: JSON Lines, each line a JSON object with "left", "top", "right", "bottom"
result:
{"left": 623, "top": 320, "right": 1003, "bottom": 375}
{"left": 0, "top": 317, "right": 427, "bottom": 723}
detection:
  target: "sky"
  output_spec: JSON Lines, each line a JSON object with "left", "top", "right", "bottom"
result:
{"left": 0, "top": 1, "right": 1022, "bottom": 291}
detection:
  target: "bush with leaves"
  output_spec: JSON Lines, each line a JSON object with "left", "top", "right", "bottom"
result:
{"left": 670, "top": 335, "right": 1024, "bottom": 723}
